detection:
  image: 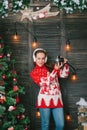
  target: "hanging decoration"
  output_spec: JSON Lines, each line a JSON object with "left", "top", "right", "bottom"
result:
{"left": 0, "top": 0, "right": 87, "bottom": 18}
{"left": 20, "top": 4, "right": 59, "bottom": 22}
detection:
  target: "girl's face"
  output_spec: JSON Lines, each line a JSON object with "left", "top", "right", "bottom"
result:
{"left": 35, "top": 52, "right": 46, "bottom": 67}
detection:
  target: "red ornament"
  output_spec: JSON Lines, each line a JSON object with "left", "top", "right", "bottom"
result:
{"left": 0, "top": 54, "right": 3, "bottom": 59}
{"left": 15, "top": 96, "right": 20, "bottom": 103}
{"left": 13, "top": 85, "right": 19, "bottom": 91}
{"left": 0, "top": 99, "right": 4, "bottom": 104}
{"left": 2, "top": 74, "right": 6, "bottom": 79}
{"left": 17, "top": 115, "right": 21, "bottom": 119}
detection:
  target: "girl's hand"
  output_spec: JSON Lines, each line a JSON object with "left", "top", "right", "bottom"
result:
{"left": 54, "top": 62, "right": 63, "bottom": 70}
{"left": 54, "top": 58, "right": 68, "bottom": 70}
{"left": 64, "top": 58, "right": 68, "bottom": 64}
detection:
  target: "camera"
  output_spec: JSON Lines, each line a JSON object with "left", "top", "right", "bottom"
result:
{"left": 55, "top": 56, "right": 64, "bottom": 64}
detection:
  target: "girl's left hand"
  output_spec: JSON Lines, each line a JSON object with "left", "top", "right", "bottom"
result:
{"left": 54, "top": 62, "right": 63, "bottom": 70}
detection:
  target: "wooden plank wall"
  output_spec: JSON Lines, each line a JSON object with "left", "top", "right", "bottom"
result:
{"left": 0, "top": 8, "right": 87, "bottom": 130}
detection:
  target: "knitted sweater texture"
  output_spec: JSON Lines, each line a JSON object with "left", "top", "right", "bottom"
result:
{"left": 30, "top": 64, "right": 69, "bottom": 108}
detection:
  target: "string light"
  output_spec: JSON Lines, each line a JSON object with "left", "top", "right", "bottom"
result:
{"left": 36, "top": 109, "right": 40, "bottom": 118}
{"left": 13, "top": 22, "right": 38, "bottom": 45}
{"left": 66, "top": 39, "right": 71, "bottom": 51}
{"left": 13, "top": 32, "right": 18, "bottom": 40}
{"left": 13, "top": 22, "right": 19, "bottom": 40}
{"left": 67, "top": 62, "right": 77, "bottom": 81}
{"left": 71, "top": 73, "right": 77, "bottom": 81}
{"left": 32, "top": 37, "right": 38, "bottom": 48}
{"left": 65, "top": 113, "right": 72, "bottom": 121}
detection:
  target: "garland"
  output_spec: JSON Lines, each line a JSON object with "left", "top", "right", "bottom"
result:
{"left": 0, "top": 0, "right": 30, "bottom": 18}
{"left": 53, "top": 0, "right": 87, "bottom": 13}
{"left": 0, "top": 0, "right": 87, "bottom": 18}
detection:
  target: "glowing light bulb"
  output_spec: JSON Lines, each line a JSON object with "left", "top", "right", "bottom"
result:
{"left": 71, "top": 74, "right": 77, "bottom": 81}
{"left": 32, "top": 41, "right": 37, "bottom": 48}
{"left": 66, "top": 44, "right": 70, "bottom": 51}
{"left": 13, "top": 34, "right": 18, "bottom": 40}
{"left": 66, "top": 39, "right": 71, "bottom": 51}
{"left": 36, "top": 111, "right": 40, "bottom": 117}
{"left": 66, "top": 114, "right": 71, "bottom": 121}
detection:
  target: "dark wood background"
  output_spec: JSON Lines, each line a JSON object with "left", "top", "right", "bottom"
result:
{"left": 0, "top": 3, "right": 87, "bottom": 130}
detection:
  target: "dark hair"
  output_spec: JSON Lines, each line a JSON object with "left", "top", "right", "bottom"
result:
{"left": 34, "top": 49, "right": 47, "bottom": 57}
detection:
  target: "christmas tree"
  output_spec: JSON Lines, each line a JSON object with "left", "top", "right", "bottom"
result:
{"left": 0, "top": 35, "right": 30, "bottom": 130}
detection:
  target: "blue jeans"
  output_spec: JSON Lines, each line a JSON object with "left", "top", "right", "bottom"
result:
{"left": 39, "top": 108, "right": 64, "bottom": 130}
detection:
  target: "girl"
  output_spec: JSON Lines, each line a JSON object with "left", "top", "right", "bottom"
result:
{"left": 30, "top": 48, "right": 70, "bottom": 130}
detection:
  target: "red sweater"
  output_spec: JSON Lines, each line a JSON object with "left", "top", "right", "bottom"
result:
{"left": 30, "top": 64, "right": 69, "bottom": 108}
